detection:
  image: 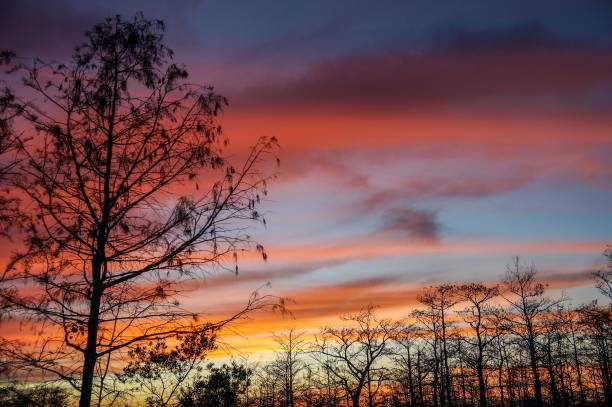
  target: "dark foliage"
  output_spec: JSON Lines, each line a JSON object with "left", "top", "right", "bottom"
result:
{"left": 0, "top": 384, "right": 70, "bottom": 407}
{"left": 178, "top": 362, "right": 252, "bottom": 407}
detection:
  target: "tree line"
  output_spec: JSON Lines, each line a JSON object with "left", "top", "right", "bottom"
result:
{"left": 3, "top": 254, "right": 609, "bottom": 407}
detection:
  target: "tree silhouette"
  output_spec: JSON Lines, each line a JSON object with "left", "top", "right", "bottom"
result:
{"left": 315, "top": 306, "right": 399, "bottom": 407}
{"left": 499, "top": 258, "right": 562, "bottom": 407}
{"left": 0, "top": 383, "right": 70, "bottom": 407}
{"left": 391, "top": 324, "right": 419, "bottom": 407}
{"left": 416, "top": 284, "right": 459, "bottom": 407}
{"left": 578, "top": 304, "right": 611, "bottom": 406}
{"left": 122, "top": 327, "right": 217, "bottom": 406}
{"left": 178, "top": 362, "right": 252, "bottom": 407}
{"left": 0, "top": 14, "right": 278, "bottom": 406}
{"left": 272, "top": 329, "right": 308, "bottom": 407}
{"left": 456, "top": 283, "right": 500, "bottom": 407}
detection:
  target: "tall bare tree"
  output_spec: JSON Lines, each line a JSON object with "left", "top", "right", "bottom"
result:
{"left": 417, "top": 285, "right": 459, "bottom": 407}
{"left": 316, "top": 306, "right": 398, "bottom": 407}
{"left": 456, "top": 283, "right": 500, "bottom": 407}
{"left": 272, "top": 329, "right": 308, "bottom": 407}
{"left": 578, "top": 303, "right": 611, "bottom": 406}
{"left": 500, "top": 258, "right": 561, "bottom": 407}
{"left": 392, "top": 325, "right": 419, "bottom": 407}
{"left": 412, "top": 300, "right": 442, "bottom": 407}
{"left": 0, "top": 14, "right": 278, "bottom": 406}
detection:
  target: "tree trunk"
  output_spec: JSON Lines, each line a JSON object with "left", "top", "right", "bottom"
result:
{"left": 80, "top": 49, "right": 116, "bottom": 407}
{"left": 599, "top": 339, "right": 612, "bottom": 407}
{"left": 417, "top": 350, "right": 424, "bottom": 407}
{"left": 505, "top": 362, "right": 515, "bottom": 407}
{"left": 367, "top": 369, "right": 373, "bottom": 407}
{"left": 459, "top": 355, "right": 467, "bottom": 407}
{"left": 441, "top": 310, "right": 453, "bottom": 407}
{"left": 407, "top": 346, "right": 416, "bottom": 406}
{"left": 476, "top": 356, "right": 487, "bottom": 407}
{"left": 570, "top": 329, "right": 585, "bottom": 407}
{"left": 546, "top": 345, "right": 560, "bottom": 407}
{"left": 557, "top": 364, "right": 568, "bottom": 407}
{"left": 498, "top": 364, "right": 505, "bottom": 407}
{"left": 79, "top": 283, "right": 103, "bottom": 407}
{"left": 527, "top": 327, "right": 543, "bottom": 407}
{"left": 433, "top": 342, "right": 441, "bottom": 407}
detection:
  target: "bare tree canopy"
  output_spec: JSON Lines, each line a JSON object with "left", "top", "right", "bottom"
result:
{"left": 316, "top": 306, "right": 400, "bottom": 407}
{"left": 0, "top": 14, "right": 279, "bottom": 407}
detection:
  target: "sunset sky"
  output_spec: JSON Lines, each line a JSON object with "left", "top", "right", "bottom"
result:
{"left": 1, "top": 0, "right": 611, "bottom": 357}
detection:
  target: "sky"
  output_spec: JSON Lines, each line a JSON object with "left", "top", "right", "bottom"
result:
{"left": 1, "top": 0, "right": 611, "bottom": 357}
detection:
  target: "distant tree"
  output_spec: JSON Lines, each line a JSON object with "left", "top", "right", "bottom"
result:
{"left": 578, "top": 304, "right": 612, "bottom": 406}
{"left": 315, "top": 306, "right": 398, "bottom": 407}
{"left": 0, "top": 384, "right": 71, "bottom": 407}
{"left": 0, "top": 14, "right": 278, "bottom": 407}
{"left": 122, "top": 328, "right": 217, "bottom": 406}
{"left": 499, "top": 258, "right": 562, "bottom": 407}
{"left": 254, "top": 359, "right": 283, "bottom": 407}
{"left": 541, "top": 307, "right": 565, "bottom": 407}
{"left": 412, "top": 298, "right": 443, "bottom": 407}
{"left": 583, "top": 248, "right": 612, "bottom": 406}
{"left": 488, "top": 333, "right": 517, "bottom": 407}
{"left": 456, "top": 283, "right": 500, "bottom": 407}
{"left": 272, "top": 329, "right": 308, "bottom": 407}
{"left": 391, "top": 324, "right": 419, "bottom": 407}
{"left": 178, "top": 361, "right": 252, "bottom": 407}
{"left": 300, "top": 353, "right": 343, "bottom": 407}
{"left": 416, "top": 284, "right": 459, "bottom": 407}
{"left": 564, "top": 308, "right": 588, "bottom": 407}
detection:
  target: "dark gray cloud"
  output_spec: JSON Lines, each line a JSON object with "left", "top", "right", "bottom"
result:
{"left": 3, "top": 1, "right": 611, "bottom": 60}
{"left": 0, "top": 0, "right": 201, "bottom": 58}
{"left": 2, "top": 2, "right": 611, "bottom": 114}
{"left": 0, "top": 0, "right": 95, "bottom": 56}
{"left": 380, "top": 208, "right": 440, "bottom": 243}
{"left": 234, "top": 44, "right": 612, "bottom": 114}
{"left": 433, "top": 21, "right": 566, "bottom": 51}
